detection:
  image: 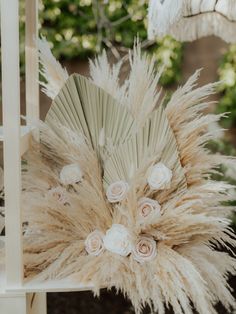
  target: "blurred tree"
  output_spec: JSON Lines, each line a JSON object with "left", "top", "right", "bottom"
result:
{"left": 19, "top": 0, "right": 184, "bottom": 86}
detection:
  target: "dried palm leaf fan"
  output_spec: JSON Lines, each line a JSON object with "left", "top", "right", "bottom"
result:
{"left": 148, "top": 0, "right": 236, "bottom": 43}
{"left": 22, "top": 38, "right": 236, "bottom": 314}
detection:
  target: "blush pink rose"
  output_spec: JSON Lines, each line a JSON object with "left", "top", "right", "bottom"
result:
{"left": 132, "top": 236, "right": 157, "bottom": 263}
{"left": 106, "top": 181, "right": 129, "bottom": 203}
{"left": 85, "top": 230, "right": 104, "bottom": 256}
{"left": 138, "top": 197, "right": 161, "bottom": 222}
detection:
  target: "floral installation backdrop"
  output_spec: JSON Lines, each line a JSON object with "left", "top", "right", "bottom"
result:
{"left": 21, "top": 0, "right": 236, "bottom": 229}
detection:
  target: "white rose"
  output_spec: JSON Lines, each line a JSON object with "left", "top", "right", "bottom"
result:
{"left": 147, "top": 162, "right": 172, "bottom": 190}
{"left": 138, "top": 197, "right": 161, "bottom": 222}
{"left": 132, "top": 236, "right": 157, "bottom": 263}
{"left": 60, "top": 163, "right": 83, "bottom": 185}
{"left": 85, "top": 230, "right": 104, "bottom": 256}
{"left": 106, "top": 181, "right": 129, "bottom": 203}
{"left": 48, "top": 186, "right": 68, "bottom": 205}
{"left": 103, "top": 224, "right": 132, "bottom": 256}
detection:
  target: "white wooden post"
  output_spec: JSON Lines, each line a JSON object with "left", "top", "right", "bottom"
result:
{"left": 1, "top": 0, "right": 23, "bottom": 288}
{"left": 0, "top": 293, "right": 27, "bottom": 314}
{"left": 0, "top": 1, "right": 89, "bottom": 311}
{"left": 25, "top": 1, "right": 46, "bottom": 312}
{"left": 25, "top": 0, "right": 39, "bottom": 123}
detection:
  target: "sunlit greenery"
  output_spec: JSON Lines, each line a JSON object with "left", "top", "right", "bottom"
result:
{"left": 19, "top": 0, "right": 184, "bottom": 86}
{"left": 217, "top": 44, "right": 236, "bottom": 128}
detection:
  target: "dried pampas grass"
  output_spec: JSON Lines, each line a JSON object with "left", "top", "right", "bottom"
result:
{"left": 23, "top": 42, "right": 236, "bottom": 314}
{"left": 148, "top": 0, "right": 236, "bottom": 43}
{"left": 38, "top": 37, "right": 69, "bottom": 99}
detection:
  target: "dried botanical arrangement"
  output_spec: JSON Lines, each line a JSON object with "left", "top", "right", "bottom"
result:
{"left": 22, "top": 39, "right": 236, "bottom": 314}
{"left": 148, "top": 0, "right": 236, "bottom": 43}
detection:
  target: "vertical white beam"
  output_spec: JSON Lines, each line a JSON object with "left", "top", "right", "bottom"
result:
{"left": 25, "top": 0, "right": 39, "bottom": 123}
{"left": 0, "top": 293, "right": 27, "bottom": 314}
{"left": 1, "top": 0, "right": 23, "bottom": 287}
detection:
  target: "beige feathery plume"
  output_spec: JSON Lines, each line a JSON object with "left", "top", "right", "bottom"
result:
{"left": 165, "top": 70, "right": 224, "bottom": 186}
{"left": 90, "top": 42, "right": 163, "bottom": 127}
{"left": 89, "top": 50, "right": 126, "bottom": 103}
{"left": 38, "top": 37, "right": 69, "bottom": 99}
{"left": 148, "top": 0, "right": 236, "bottom": 43}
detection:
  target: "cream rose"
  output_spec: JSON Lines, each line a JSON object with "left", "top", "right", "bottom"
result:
{"left": 138, "top": 197, "right": 161, "bottom": 222}
{"left": 132, "top": 236, "right": 157, "bottom": 263}
{"left": 85, "top": 230, "right": 104, "bottom": 256}
{"left": 147, "top": 162, "right": 172, "bottom": 190}
{"left": 106, "top": 181, "right": 129, "bottom": 203}
{"left": 60, "top": 163, "right": 83, "bottom": 185}
{"left": 48, "top": 186, "right": 68, "bottom": 205}
{"left": 103, "top": 224, "right": 132, "bottom": 256}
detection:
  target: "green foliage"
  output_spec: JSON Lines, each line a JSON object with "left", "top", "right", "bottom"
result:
{"left": 217, "top": 44, "right": 236, "bottom": 128}
{"left": 19, "top": 0, "right": 183, "bottom": 86}
{"left": 150, "top": 36, "right": 183, "bottom": 86}
{"left": 39, "top": 0, "right": 149, "bottom": 58}
{"left": 208, "top": 138, "right": 236, "bottom": 228}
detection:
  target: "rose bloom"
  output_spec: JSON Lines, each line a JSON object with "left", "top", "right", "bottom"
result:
{"left": 60, "top": 163, "right": 83, "bottom": 185}
{"left": 103, "top": 224, "right": 132, "bottom": 256}
{"left": 132, "top": 236, "right": 157, "bottom": 263}
{"left": 106, "top": 181, "right": 129, "bottom": 203}
{"left": 138, "top": 197, "right": 161, "bottom": 222}
{"left": 147, "top": 162, "right": 172, "bottom": 190}
{"left": 85, "top": 230, "right": 104, "bottom": 256}
{"left": 48, "top": 186, "right": 68, "bottom": 205}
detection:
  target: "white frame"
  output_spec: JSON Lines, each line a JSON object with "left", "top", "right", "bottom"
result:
{"left": 0, "top": 1, "right": 91, "bottom": 313}
{"left": 0, "top": 0, "right": 45, "bottom": 313}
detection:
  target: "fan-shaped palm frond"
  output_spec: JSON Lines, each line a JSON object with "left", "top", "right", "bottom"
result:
{"left": 103, "top": 105, "right": 186, "bottom": 194}
{"left": 46, "top": 74, "right": 135, "bottom": 159}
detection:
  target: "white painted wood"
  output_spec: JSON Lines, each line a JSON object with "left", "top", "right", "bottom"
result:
{"left": 0, "top": 292, "right": 46, "bottom": 314}
{"left": 0, "top": 0, "right": 91, "bottom": 302}
{"left": 25, "top": 0, "right": 39, "bottom": 124}
{"left": 0, "top": 293, "right": 27, "bottom": 314}
{"left": 20, "top": 129, "right": 33, "bottom": 156}
{"left": 1, "top": 0, "right": 23, "bottom": 287}
{"left": 0, "top": 126, "right": 31, "bottom": 139}
{"left": 6, "top": 278, "right": 93, "bottom": 293}
{"left": 0, "top": 236, "right": 5, "bottom": 294}
{"left": 0, "top": 126, "right": 32, "bottom": 156}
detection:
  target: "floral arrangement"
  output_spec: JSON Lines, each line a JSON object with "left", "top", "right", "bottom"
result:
{"left": 22, "top": 39, "right": 236, "bottom": 314}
